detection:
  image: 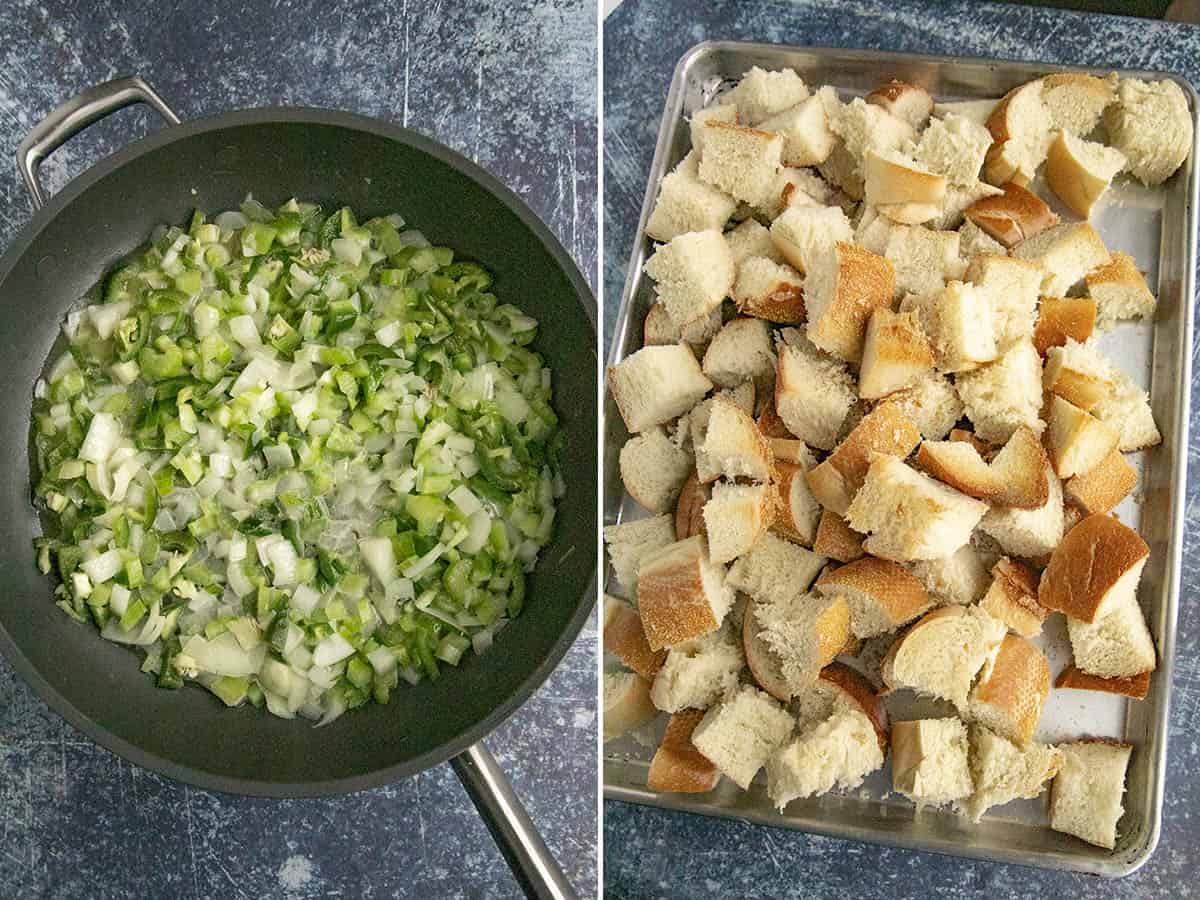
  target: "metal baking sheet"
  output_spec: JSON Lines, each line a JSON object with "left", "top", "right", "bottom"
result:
{"left": 602, "top": 42, "right": 1198, "bottom": 877}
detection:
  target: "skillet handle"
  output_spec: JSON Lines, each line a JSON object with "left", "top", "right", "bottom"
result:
{"left": 17, "top": 75, "right": 180, "bottom": 209}
{"left": 450, "top": 742, "right": 577, "bottom": 900}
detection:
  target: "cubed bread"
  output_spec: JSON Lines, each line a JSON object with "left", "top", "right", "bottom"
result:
{"left": 1043, "top": 338, "right": 1115, "bottom": 412}
{"left": 650, "top": 624, "right": 744, "bottom": 712}
{"left": 1103, "top": 77, "right": 1193, "bottom": 186}
{"left": 1092, "top": 368, "right": 1161, "bottom": 451}
{"left": 1050, "top": 740, "right": 1133, "bottom": 849}
{"left": 724, "top": 66, "right": 809, "bottom": 126}
{"left": 603, "top": 514, "right": 677, "bottom": 595}
{"left": 965, "top": 254, "right": 1042, "bottom": 351}
{"left": 787, "top": 662, "right": 886, "bottom": 739}
{"left": 725, "top": 217, "right": 785, "bottom": 265}
{"left": 881, "top": 605, "right": 1007, "bottom": 709}
{"left": 1040, "top": 513, "right": 1149, "bottom": 623}
{"left": 637, "top": 535, "right": 734, "bottom": 649}
{"left": 885, "top": 371, "right": 964, "bottom": 441}
{"left": 751, "top": 590, "right": 850, "bottom": 694}
{"left": 912, "top": 112, "right": 993, "bottom": 185}
{"left": 1033, "top": 296, "right": 1096, "bottom": 356}
{"left": 690, "top": 102, "right": 738, "bottom": 154}
{"left": 803, "top": 242, "right": 896, "bottom": 362}
{"left": 883, "top": 225, "right": 964, "bottom": 298}
{"left": 643, "top": 302, "right": 724, "bottom": 351}
{"left": 990, "top": 426, "right": 1052, "bottom": 509}
{"left": 691, "top": 685, "right": 796, "bottom": 789}
{"left": 964, "top": 181, "right": 1059, "bottom": 249}
{"left": 741, "top": 599, "right": 793, "bottom": 701}
{"left": 759, "top": 91, "right": 837, "bottom": 167}
{"left": 702, "top": 317, "right": 777, "bottom": 391}
{"left": 963, "top": 725, "right": 1063, "bottom": 822}
{"left": 957, "top": 219, "right": 1007, "bottom": 261}
{"left": 774, "top": 330, "right": 857, "bottom": 451}
{"left": 603, "top": 671, "right": 658, "bottom": 742}
{"left": 815, "top": 556, "right": 933, "bottom": 638}
{"left": 766, "top": 708, "right": 885, "bottom": 808}
{"left": 1086, "top": 251, "right": 1156, "bottom": 329}
{"left": 1041, "top": 72, "right": 1117, "bottom": 136}
{"left": 646, "top": 709, "right": 722, "bottom": 793}
{"left": 731, "top": 257, "right": 805, "bottom": 323}
{"left": 805, "top": 402, "right": 922, "bottom": 514}
{"left": 770, "top": 439, "right": 815, "bottom": 468}
{"left": 930, "top": 179, "right": 1005, "bottom": 232}
{"left": 772, "top": 460, "right": 822, "bottom": 546}
{"left": 643, "top": 229, "right": 736, "bottom": 327}
{"left": 907, "top": 545, "right": 990, "bottom": 607}
{"left": 755, "top": 165, "right": 827, "bottom": 220}
{"left": 673, "top": 471, "right": 708, "bottom": 541}
{"left": 769, "top": 204, "right": 854, "bottom": 273}
{"left": 1066, "top": 589, "right": 1156, "bottom": 679}
{"left": 916, "top": 440, "right": 1003, "bottom": 500}
{"left": 1064, "top": 448, "right": 1137, "bottom": 515}
{"left": 900, "top": 282, "right": 997, "bottom": 374}
{"left": 1044, "top": 395, "right": 1121, "bottom": 479}
{"left": 1012, "top": 222, "right": 1111, "bottom": 297}
{"left": 846, "top": 455, "right": 988, "bottom": 562}
{"left": 933, "top": 98, "right": 1000, "bottom": 126}
{"left": 867, "top": 79, "right": 934, "bottom": 130}
{"left": 1055, "top": 665, "right": 1151, "bottom": 701}
{"left": 646, "top": 153, "right": 739, "bottom": 242}
{"left": 983, "top": 79, "right": 1053, "bottom": 185}
{"left": 697, "top": 395, "right": 773, "bottom": 484}
{"left": 830, "top": 97, "right": 917, "bottom": 177}
{"left": 817, "top": 139, "right": 866, "bottom": 200}
{"left": 727, "top": 531, "right": 827, "bottom": 601}
{"left": 703, "top": 481, "right": 775, "bottom": 565}
{"left": 609, "top": 344, "right": 713, "bottom": 434}
{"left": 891, "top": 718, "right": 973, "bottom": 805}
{"left": 698, "top": 122, "right": 785, "bottom": 207}
{"left": 604, "top": 595, "right": 668, "bottom": 680}
{"left": 956, "top": 339, "right": 1045, "bottom": 443}
{"left": 980, "top": 558, "right": 1050, "bottom": 638}
{"left": 979, "top": 463, "right": 1064, "bottom": 559}
{"left": 864, "top": 149, "right": 948, "bottom": 216}
{"left": 620, "top": 427, "right": 693, "bottom": 514}
{"left": 688, "top": 386, "right": 756, "bottom": 478}
{"left": 967, "top": 633, "right": 1050, "bottom": 746}
{"left": 1045, "top": 129, "right": 1127, "bottom": 219}
{"left": 813, "top": 510, "right": 865, "bottom": 563}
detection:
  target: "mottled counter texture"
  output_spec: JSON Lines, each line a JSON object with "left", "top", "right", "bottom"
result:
{"left": 604, "top": 0, "right": 1200, "bottom": 897}
{"left": 0, "top": 2, "right": 597, "bottom": 898}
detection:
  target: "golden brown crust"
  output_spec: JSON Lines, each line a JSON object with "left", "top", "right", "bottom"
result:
{"left": 637, "top": 537, "right": 724, "bottom": 650}
{"left": 1064, "top": 448, "right": 1137, "bottom": 515}
{"left": 1055, "top": 664, "right": 1151, "bottom": 700}
{"left": 969, "top": 634, "right": 1050, "bottom": 746}
{"left": 819, "top": 661, "right": 890, "bottom": 752}
{"left": 949, "top": 429, "right": 995, "bottom": 457}
{"left": 813, "top": 511, "right": 866, "bottom": 562}
{"left": 1085, "top": 251, "right": 1153, "bottom": 299}
{"left": 859, "top": 308, "right": 935, "bottom": 400}
{"left": 980, "top": 557, "right": 1050, "bottom": 638}
{"left": 736, "top": 280, "right": 807, "bottom": 323}
{"left": 647, "top": 709, "right": 721, "bottom": 793}
{"left": 816, "top": 557, "right": 931, "bottom": 628}
{"left": 1038, "top": 513, "right": 1150, "bottom": 622}
{"left": 866, "top": 80, "right": 932, "bottom": 128}
{"left": 674, "top": 471, "right": 710, "bottom": 541}
{"left": 769, "top": 439, "right": 811, "bottom": 466}
{"left": 772, "top": 461, "right": 812, "bottom": 546}
{"left": 698, "top": 395, "right": 775, "bottom": 485}
{"left": 809, "top": 242, "right": 896, "bottom": 363}
{"left": 604, "top": 596, "right": 669, "bottom": 680}
{"left": 815, "top": 595, "right": 853, "bottom": 672}
{"left": 990, "top": 426, "right": 1051, "bottom": 509}
{"left": 1034, "top": 296, "right": 1096, "bottom": 356}
{"left": 756, "top": 394, "right": 796, "bottom": 439}
{"left": 916, "top": 441, "right": 1003, "bottom": 499}
{"left": 805, "top": 403, "right": 922, "bottom": 514}
{"left": 964, "top": 181, "right": 1060, "bottom": 248}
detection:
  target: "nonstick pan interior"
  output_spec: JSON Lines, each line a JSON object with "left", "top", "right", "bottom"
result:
{"left": 0, "top": 110, "right": 597, "bottom": 796}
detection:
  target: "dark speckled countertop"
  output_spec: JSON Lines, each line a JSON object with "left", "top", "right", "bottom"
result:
{"left": 0, "top": 2, "right": 597, "bottom": 898}
{"left": 604, "top": 0, "right": 1200, "bottom": 896}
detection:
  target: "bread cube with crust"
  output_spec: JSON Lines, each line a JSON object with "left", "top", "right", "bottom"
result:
{"left": 1086, "top": 251, "right": 1156, "bottom": 329}
{"left": 830, "top": 97, "right": 917, "bottom": 179}
{"left": 980, "top": 558, "right": 1051, "bottom": 638}
{"left": 702, "top": 481, "right": 775, "bottom": 565}
{"left": 1050, "top": 740, "right": 1133, "bottom": 849}
{"left": 759, "top": 89, "right": 836, "bottom": 166}
{"left": 1045, "top": 130, "right": 1126, "bottom": 219}
{"left": 813, "top": 511, "right": 865, "bottom": 563}
{"left": 603, "top": 514, "right": 677, "bottom": 596}
{"left": 637, "top": 535, "right": 734, "bottom": 650}
{"left": 646, "top": 709, "right": 721, "bottom": 793}
{"left": 891, "top": 718, "right": 973, "bottom": 805}
{"left": 908, "top": 544, "right": 990, "bottom": 606}
{"left": 956, "top": 339, "right": 1045, "bottom": 443}
{"left": 696, "top": 395, "right": 774, "bottom": 484}
{"left": 803, "top": 242, "right": 896, "bottom": 362}
{"left": 774, "top": 330, "right": 857, "bottom": 451}
{"left": 702, "top": 317, "right": 777, "bottom": 390}
{"left": 698, "top": 122, "right": 785, "bottom": 207}
{"left": 964, "top": 725, "right": 1063, "bottom": 822}
{"left": 1066, "top": 591, "right": 1156, "bottom": 679}
{"left": 608, "top": 344, "right": 713, "bottom": 434}
{"left": 603, "top": 671, "right": 658, "bottom": 742}
{"left": 886, "top": 371, "right": 964, "bottom": 441}
{"left": 1033, "top": 296, "right": 1096, "bottom": 356}
{"left": 1103, "top": 77, "right": 1193, "bottom": 186}
{"left": 646, "top": 153, "right": 739, "bottom": 242}
{"left": 867, "top": 80, "right": 934, "bottom": 130}
{"left": 864, "top": 149, "right": 948, "bottom": 218}
{"left": 769, "top": 204, "right": 854, "bottom": 274}
{"left": 815, "top": 556, "right": 932, "bottom": 639}
{"left": 966, "top": 254, "right": 1042, "bottom": 351}
{"left": 692, "top": 685, "right": 795, "bottom": 790}
{"left": 1044, "top": 395, "right": 1121, "bottom": 480}
{"left": 766, "top": 708, "right": 884, "bottom": 808}
{"left": 1092, "top": 368, "right": 1161, "bottom": 451}
{"left": 725, "top": 217, "right": 784, "bottom": 265}
{"left": 649, "top": 624, "right": 744, "bottom": 713}
{"left": 643, "top": 229, "right": 735, "bottom": 327}
{"left": 751, "top": 591, "right": 850, "bottom": 695}
{"left": 727, "top": 532, "right": 827, "bottom": 604}
{"left": 732, "top": 257, "right": 805, "bottom": 323}
{"left": 689, "top": 102, "right": 738, "bottom": 155}
{"left": 1012, "top": 222, "right": 1111, "bottom": 297}
{"left": 964, "top": 180, "right": 1060, "bottom": 249}
{"left": 881, "top": 604, "right": 1007, "bottom": 709}
{"left": 979, "top": 463, "right": 1064, "bottom": 559}
{"left": 604, "top": 595, "right": 667, "bottom": 680}
{"left": 1064, "top": 448, "right": 1137, "bottom": 515}
{"left": 620, "top": 426, "right": 693, "bottom": 514}
{"left": 967, "top": 633, "right": 1050, "bottom": 746}
{"left": 983, "top": 79, "right": 1053, "bottom": 186}
{"left": 901, "top": 282, "right": 997, "bottom": 375}
{"left": 1043, "top": 338, "right": 1115, "bottom": 412}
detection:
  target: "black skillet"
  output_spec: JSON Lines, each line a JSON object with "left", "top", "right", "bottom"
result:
{"left": 0, "top": 77, "right": 596, "bottom": 899}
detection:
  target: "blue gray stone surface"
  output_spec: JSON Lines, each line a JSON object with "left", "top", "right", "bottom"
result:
{"left": 0, "top": 2, "right": 597, "bottom": 898}
{"left": 604, "top": 0, "right": 1200, "bottom": 896}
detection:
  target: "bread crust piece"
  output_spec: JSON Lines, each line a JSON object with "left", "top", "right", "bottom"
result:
{"left": 756, "top": 392, "right": 796, "bottom": 439}
{"left": 968, "top": 633, "right": 1050, "bottom": 746}
{"left": 603, "top": 671, "right": 658, "bottom": 741}
{"left": 813, "top": 510, "right": 865, "bottom": 563}
{"left": 816, "top": 556, "right": 933, "bottom": 638}
{"left": 674, "top": 470, "right": 710, "bottom": 541}
{"left": 773, "top": 460, "right": 820, "bottom": 546}
{"left": 732, "top": 257, "right": 806, "bottom": 323}
{"left": 805, "top": 402, "right": 923, "bottom": 514}
{"left": 1038, "top": 513, "right": 1149, "bottom": 623}
{"left": 646, "top": 709, "right": 722, "bottom": 793}
{"left": 819, "top": 662, "right": 890, "bottom": 752}
{"left": 743, "top": 599, "right": 793, "bottom": 701}
{"left": 1044, "top": 395, "right": 1121, "bottom": 480}
{"left": 916, "top": 441, "right": 1003, "bottom": 500}
{"left": 964, "top": 181, "right": 1060, "bottom": 248}
{"left": 983, "top": 79, "right": 1051, "bottom": 185}
{"left": 1033, "top": 296, "right": 1096, "bottom": 356}
{"left": 804, "top": 242, "right": 896, "bottom": 363}
{"left": 637, "top": 536, "right": 732, "bottom": 650}
{"left": 863, "top": 149, "right": 948, "bottom": 209}
{"left": 948, "top": 428, "right": 993, "bottom": 457}
{"left": 1045, "top": 130, "right": 1127, "bottom": 219}
{"left": 604, "top": 595, "right": 668, "bottom": 680}
{"left": 858, "top": 308, "right": 935, "bottom": 399}
{"left": 1064, "top": 448, "right": 1137, "bottom": 515}
{"left": 980, "top": 558, "right": 1051, "bottom": 638}
{"left": 866, "top": 80, "right": 934, "bottom": 130}
{"left": 1085, "top": 251, "right": 1157, "bottom": 328}
{"left": 989, "top": 425, "right": 1052, "bottom": 510}
{"left": 1055, "top": 664, "right": 1151, "bottom": 700}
